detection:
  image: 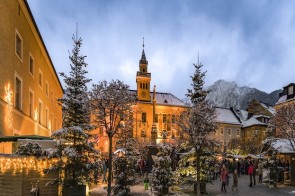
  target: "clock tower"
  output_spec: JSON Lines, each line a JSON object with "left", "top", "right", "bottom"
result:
{"left": 136, "top": 39, "right": 151, "bottom": 101}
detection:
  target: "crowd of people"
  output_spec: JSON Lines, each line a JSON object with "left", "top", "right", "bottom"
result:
{"left": 99, "top": 154, "right": 291, "bottom": 194}
{"left": 212, "top": 157, "right": 291, "bottom": 193}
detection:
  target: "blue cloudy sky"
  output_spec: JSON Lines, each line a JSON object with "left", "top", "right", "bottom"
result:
{"left": 27, "top": 0, "right": 295, "bottom": 99}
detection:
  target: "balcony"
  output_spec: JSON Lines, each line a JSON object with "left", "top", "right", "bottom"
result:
{"left": 137, "top": 72, "right": 151, "bottom": 77}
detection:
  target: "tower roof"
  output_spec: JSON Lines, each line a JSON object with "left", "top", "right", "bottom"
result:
{"left": 140, "top": 49, "right": 147, "bottom": 64}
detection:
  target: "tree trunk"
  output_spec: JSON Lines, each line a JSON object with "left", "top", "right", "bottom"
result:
{"left": 196, "top": 151, "right": 201, "bottom": 195}
{"left": 107, "top": 136, "right": 113, "bottom": 196}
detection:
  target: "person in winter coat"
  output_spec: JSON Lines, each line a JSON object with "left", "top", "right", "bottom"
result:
{"left": 258, "top": 160, "right": 263, "bottom": 183}
{"left": 232, "top": 169, "right": 238, "bottom": 191}
{"left": 214, "top": 163, "right": 220, "bottom": 180}
{"left": 220, "top": 166, "right": 228, "bottom": 193}
{"left": 102, "top": 160, "right": 108, "bottom": 183}
{"left": 144, "top": 175, "right": 149, "bottom": 190}
{"left": 248, "top": 161, "right": 254, "bottom": 187}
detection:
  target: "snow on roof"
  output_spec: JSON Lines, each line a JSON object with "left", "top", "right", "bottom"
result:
{"left": 260, "top": 102, "right": 276, "bottom": 115}
{"left": 276, "top": 95, "right": 295, "bottom": 106}
{"left": 242, "top": 115, "right": 266, "bottom": 128}
{"left": 233, "top": 109, "right": 248, "bottom": 122}
{"left": 276, "top": 95, "right": 287, "bottom": 104}
{"left": 271, "top": 139, "right": 295, "bottom": 153}
{"left": 215, "top": 108, "right": 241, "bottom": 125}
{"left": 17, "top": 139, "right": 56, "bottom": 150}
{"left": 129, "top": 90, "right": 186, "bottom": 107}
{"left": 151, "top": 92, "right": 186, "bottom": 106}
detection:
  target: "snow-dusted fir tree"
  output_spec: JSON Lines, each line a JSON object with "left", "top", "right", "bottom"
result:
{"left": 113, "top": 135, "right": 137, "bottom": 196}
{"left": 90, "top": 80, "right": 136, "bottom": 196}
{"left": 151, "top": 144, "right": 173, "bottom": 195}
{"left": 176, "top": 62, "right": 217, "bottom": 194}
{"left": 174, "top": 141, "right": 215, "bottom": 191}
{"left": 48, "top": 36, "right": 100, "bottom": 188}
{"left": 15, "top": 142, "right": 42, "bottom": 156}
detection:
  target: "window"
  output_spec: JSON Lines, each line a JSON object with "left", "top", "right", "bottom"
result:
{"left": 29, "top": 54, "right": 34, "bottom": 76}
{"left": 172, "top": 114, "right": 176, "bottom": 124}
{"left": 15, "top": 75, "right": 22, "bottom": 110}
{"left": 39, "top": 70, "right": 43, "bottom": 88}
{"left": 141, "top": 129, "right": 146, "bottom": 137}
{"left": 288, "top": 86, "right": 294, "bottom": 95}
{"left": 254, "top": 130, "right": 259, "bottom": 135}
{"left": 220, "top": 128, "right": 224, "bottom": 135}
{"left": 15, "top": 30, "right": 23, "bottom": 60}
{"left": 253, "top": 129, "right": 259, "bottom": 135}
{"left": 155, "top": 114, "right": 158, "bottom": 123}
{"left": 45, "top": 107, "right": 49, "bottom": 128}
{"left": 228, "top": 128, "right": 231, "bottom": 135}
{"left": 163, "top": 114, "right": 167, "bottom": 123}
{"left": 237, "top": 129, "right": 240, "bottom": 137}
{"left": 142, "top": 112, "right": 146, "bottom": 123}
{"left": 51, "top": 90, "right": 54, "bottom": 102}
{"left": 50, "top": 113, "right": 53, "bottom": 130}
{"left": 29, "top": 89, "right": 34, "bottom": 117}
{"left": 99, "top": 127, "right": 103, "bottom": 135}
{"left": 45, "top": 81, "right": 49, "bottom": 97}
{"left": 39, "top": 100, "right": 42, "bottom": 124}
{"left": 140, "top": 83, "right": 142, "bottom": 89}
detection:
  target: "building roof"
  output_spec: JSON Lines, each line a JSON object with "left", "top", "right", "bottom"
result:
{"left": 260, "top": 102, "right": 276, "bottom": 115}
{"left": 276, "top": 95, "right": 295, "bottom": 105}
{"left": 130, "top": 90, "right": 186, "bottom": 107}
{"left": 0, "top": 135, "right": 52, "bottom": 142}
{"left": 215, "top": 107, "right": 241, "bottom": 125}
{"left": 233, "top": 108, "right": 248, "bottom": 121}
{"left": 242, "top": 116, "right": 267, "bottom": 128}
{"left": 152, "top": 92, "right": 186, "bottom": 106}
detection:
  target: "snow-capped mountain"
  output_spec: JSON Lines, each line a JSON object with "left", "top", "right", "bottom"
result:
{"left": 206, "top": 80, "right": 281, "bottom": 109}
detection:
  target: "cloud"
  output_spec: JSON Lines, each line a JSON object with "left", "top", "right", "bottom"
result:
{"left": 27, "top": 0, "right": 295, "bottom": 98}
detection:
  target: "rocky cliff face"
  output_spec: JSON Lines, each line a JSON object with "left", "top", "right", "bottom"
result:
{"left": 206, "top": 80, "right": 281, "bottom": 109}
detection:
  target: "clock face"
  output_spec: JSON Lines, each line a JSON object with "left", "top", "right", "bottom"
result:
{"left": 141, "top": 91, "right": 146, "bottom": 98}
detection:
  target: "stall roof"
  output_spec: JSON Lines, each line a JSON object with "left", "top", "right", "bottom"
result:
{"left": 0, "top": 135, "right": 52, "bottom": 142}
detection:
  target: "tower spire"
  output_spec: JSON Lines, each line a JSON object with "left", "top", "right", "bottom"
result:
{"left": 140, "top": 37, "right": 147, "bottom": 64}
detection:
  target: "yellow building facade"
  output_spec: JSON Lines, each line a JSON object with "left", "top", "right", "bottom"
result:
{"left": 96, "top": 48, "right": 187, "bottom": 153}
{"left": 0, "top": 0, "right": 63, "bottom": 153}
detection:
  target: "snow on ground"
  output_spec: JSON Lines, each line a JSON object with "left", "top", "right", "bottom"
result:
{"left": 90, "top": 182, "right": 155, "bottom": 196}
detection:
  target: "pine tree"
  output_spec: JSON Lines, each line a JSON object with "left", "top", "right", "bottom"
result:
{"left": 176, "top": 62, "right": 217, "bottom": 194}
{"left": 113, "top": 136, "right": 137, "bottom": 196}
{"left": 47, "top": 36, "right": 101, "bottom": 188}
{"left": 173, "top": 142, "right": 215, "bottom": 191}
{"left": 186, "top": 63, "right": 207, "bottom": 104}
{"left": 150, "top": 144, "right": 173, "bottom": 195}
